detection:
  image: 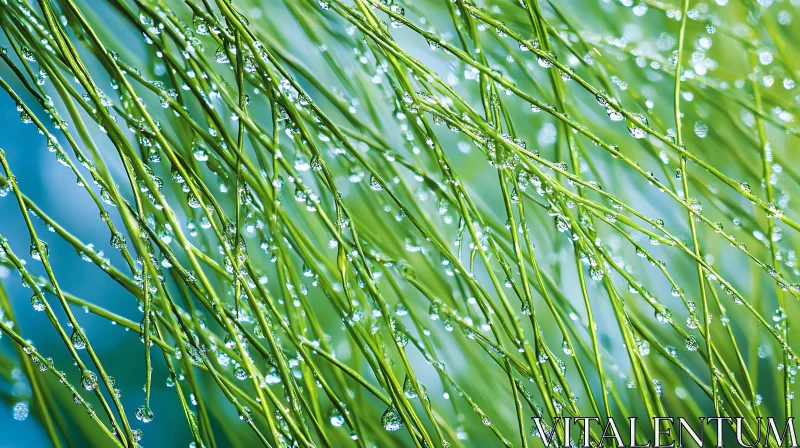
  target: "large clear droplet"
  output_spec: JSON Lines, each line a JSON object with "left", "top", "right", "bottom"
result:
{"left": 381, "top": 406, "right": 402, "bottom": 431}
{"left": 71, "top": 330, "right": 87, "bottom": 350}
{"left": 136, "top": 405, "right": 154, "bottom": 423}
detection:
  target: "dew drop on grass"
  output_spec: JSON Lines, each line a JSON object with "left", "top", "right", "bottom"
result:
{"left": 381, "top": 406, "right": 402, "bottom": 431}
{"left": 429, "top": 303, "right": 440, "bottom": 321}
{"left": 29, "top": 240, "right": 49, "bottom": 260}
{"left": 193, "top": 15, "right": 208, "bottom": 35}
{"left": 562, "top": 339, "right": 572, "bottom": 355}
{"left": 294, "top": 157, "right": 310, "bottom": 171}
{"left": 685, "top": 335, "right": 699, "bottom": 351}
{"left": 403, "top": 376, "right": 419, "bottom": 398}
{"left": 694, "top": 122, "right": 708, "bottom": 138}
{"left": 234, "top": 364, "right": 248, "bottom": 380}
{"left": 21, "top": 46, "right": 36, "bottom": 62}
{"left": 329, "top": 408, "right": 345, "bottom": 427}
{"left": 589, "top": 266, "right": 604, "bottom": 281}
{"left": 187, "top": 192, "right": 201, "bottom": 208}
{"left": 215, "top": 47, "right": 230, "bottom": 64}
{"left": 369, "top": 175, "right": 383, "bottom": 191}
{"left": 653, "top": 379, "right": 662, "bottom": 396}
{"left": 110, "top": 233, "right": 126, "bottom": 249}
{"left": 395, "top": 332, "right": 409, "bottom": 347}
{"left": 637, "top": 340, "right": 651, "bottom": 356}
{"left": 264, "top": 367, "right": 281, "bottom": 385}
{"left": 537, "top": 52, "right": 556, "bottom": 68}
{"left": 31, "top": 294, "right": 45, "bottom": 311}
{"left": 138, "top": 13, "right": 153, "bottom": 26}
{"left": 655, "top": 309, "right": 672, "bottom": 323}
{"left": 238, "top": 406, "right": 252, "bottom": 423}
{"left": 193, "top": 147, "right": 209, "bottom": 162}
{"left": 12, "top": 402, "right": 28, "bottom": 421}
{"left": 626, "top": 113, "right": 648, "bottom": 139}
{"left": 253, "top": 322, "right": 265, "bottom": 339}
{"left": 607, "top": 107, "right": 623, "bottom": 121}
{"left": 136, "top": 405, "right": 154, "bottom": 423}
{"left": 71, "top": 330, "right": 87, "bottom": 350}
{"left": 81, "top": 370, "right": 97, "bottom": 391}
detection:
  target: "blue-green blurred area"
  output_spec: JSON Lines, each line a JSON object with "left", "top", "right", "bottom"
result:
{"left": 0, "top": 17, "right": 197, "bottom": 446}
{"left": 0, "top": 74, "right": 189, "bottom": 447}
{"left": 0, "top": 99, "right": 55, "bottom": 447}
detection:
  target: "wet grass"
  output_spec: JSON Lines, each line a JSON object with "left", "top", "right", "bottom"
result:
{"left": 0, "top": 0, "right": 798, "bottom": 446}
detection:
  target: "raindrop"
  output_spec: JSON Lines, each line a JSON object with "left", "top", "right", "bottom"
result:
{"left": 136, "top": 405, "right": 154, "bottom": 423}
{"left": 381, "top": 406, "right": 403, "bottom": 431}
{"left": 12, "top": 402, "right": 28, "bottom": 421}
{"left": 215, "top": 47, "right": 230, "bottom": 64}
{"left": 403, "top": 376, "right": 423, "bottom": 399}
{"left": 369, "top": 176, "right": 383, "bottom": 191}
{"left": 694, "top": 122, "right": 708, "bottom": 138}
{"left": 627, "top": 113, "right": 648, "bottom": 139}
{"left": 30, "top": 240, "right": 49, "bottom": 261}
{"left": 329, "top": 408, "right": 345, "bottom": 427}
{"left": 71, "top": 330, "right": 87, "bottom": 350}
{"left": 31, "top": 294, "right": 45, "bottom": 312}
{"left": 193, "top": 15, "right": 208, "bottom": 35}
{"left": 81, "top": 370, "right": 97, "bottom": 391}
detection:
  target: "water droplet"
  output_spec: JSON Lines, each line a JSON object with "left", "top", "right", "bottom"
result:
{"left": 31, "top": 294, "right": 45, "bottom": 312}
{"left": 193, "top": 144, "right": 209, "bottom": 162}
{"left": 369, "top": 175, "right": 383, "bottom": 191}
{"left": 329, "top": 408, "right": 345, "bottom": 427}
{"left": 29, "top": 240, "right": 49, "bottom": 261}
{"left": 81, "top": 370, "right": 97, "bottom": 391}
{"left": 71, "top": 330, "right": 87, "bottom": 350}
{"left": 20, "top": 46, "right": 36, "bottom": 62}
{"left": 694, "top": 122, "right": 708, "bottom": 138}
{"left": 627, "top": 113, "right": 648, "bottom": 139}
{"left": 685, "top": 335, "right": 699, "bottom": 351}
{"left": 655, "top": 309, "right": 672, "bottom": 323}
{"left": 403, "top": 376, "right": 421, "bottom": 398}
{"left": 381, "top": 406, "right": 402, "bottom": 431}
{"left": 136, "top": 405, "right": 154, "bottom": 423}
{"left": 215, "top": 47, "right": 230, "bottom": 64}
{"left": 589, "top": 266, "right": 604, "bottom": 281}
{"left": 193, "top": 15, "right": 208, "bottom": 35}
{"left": 12, "top": 402, "right": 28, "bottom": 421}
